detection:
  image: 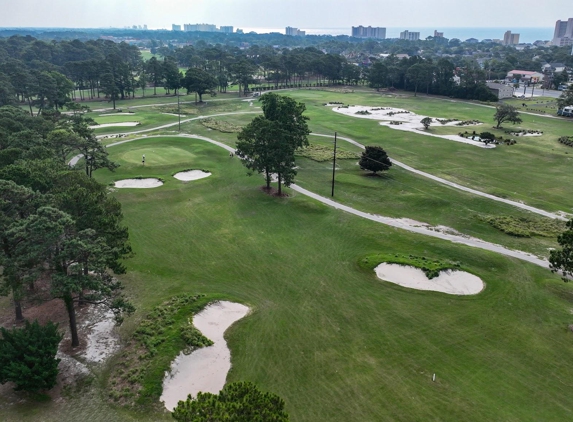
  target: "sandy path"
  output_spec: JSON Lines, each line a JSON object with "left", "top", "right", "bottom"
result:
{"left": 309, "top": 133, "right": 567, "bottom": 221}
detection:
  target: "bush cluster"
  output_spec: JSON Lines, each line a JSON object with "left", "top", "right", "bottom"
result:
{"left": 359, "top": 253, "right": 461, "bottom": 279}
{"left": 558, "top": 136, "right": 573, "bottom": 147}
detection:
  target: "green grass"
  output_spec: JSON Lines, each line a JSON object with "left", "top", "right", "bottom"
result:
{"left": 282, "top": 90, "right": 573, "bottom": 214}
{"left": 359, "top": 253, "right": 462, "bottom": 278}
{"left": 4, "top": 90, "right": 573, "bottom": 422}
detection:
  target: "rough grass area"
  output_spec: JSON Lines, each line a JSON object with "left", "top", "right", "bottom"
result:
{"left": 200, "top": 118, "right": 243, "bottom": 133}
{"left": 295, "top": 144, "right": 360, "bottom": 162}
{"left": 359, "top": 253, "right": 461, "bottom": 279}
{"left": 107, "top": 294, "right": 214, "bottom": 408}
{"left": 482, "top": 215, "right": 566, "bottom": 238}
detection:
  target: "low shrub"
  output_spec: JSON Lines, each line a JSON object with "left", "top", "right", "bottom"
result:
{"left": 200, "top": 118, "right": 243, "bottom": 133}
{"left": 558, "top": 136, "right": 573, "bottom": 147}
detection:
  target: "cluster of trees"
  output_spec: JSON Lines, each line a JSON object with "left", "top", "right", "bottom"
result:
{"left": 367, "top": 57, "right": 498, "bottom": 101}
{"left": 558, "top": 85, "right": 573, "bottom": 109}
{"left": 236, "top": 93, "right": 309, "bottom": 195}
{"left": 0, "top": 105, "right": 133, "bottom": 394}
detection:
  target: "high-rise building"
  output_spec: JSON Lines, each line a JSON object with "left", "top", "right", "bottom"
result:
{"left": 503, "top": 30, "right": 520, "bottom": 45}
{"left": 172, "top": 24, "right": 182, "bottom": 31}
{"left": 433, "top": 30, "right": 444, "bottom": 38}
{"left": 184, "top": 23, "right": 217, "bottom": 32}
{"left": 286, "top": 27, "right": 306, "bottom": 36}
{"left": 220, "top": 26, "right": 234, "bottom": 34}
{"left": 399, "top": 30, "right": 420, "bottom": 41}
{"left": 552, "top": 18, "right": 573, "bottom": 46}
{"left": 351, "top": 26, "right": 386, "bottom": 39}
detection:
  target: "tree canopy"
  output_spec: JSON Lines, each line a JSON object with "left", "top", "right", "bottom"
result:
{"left": 359, "top": 146, "right": 392, "bottom": 174}
{"left": 549, "top": 219, "right": 573, "bottom": 282}
{"left": 172, "top": 381, "right": 290, "bottom": 422}
{"left": 236, "top": 93, "right": 309, "bottom": 195}
{"left": 493, "top": 104, "right": 522, "bottom": 128}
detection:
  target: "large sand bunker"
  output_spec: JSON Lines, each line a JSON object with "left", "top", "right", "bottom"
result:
{"left": 332, "top": 106, "right": 493, "bottom": 148}
{"left": 174, "top": 170, "right": 212, "bottom": 181}
{"left": 89, "top": 122, "right": 140, "bottom": 129}
{"left": 374, "top": 263, "right": 484, "bottom": 295}
{"left": 161, "top": 301, "right": 250, "bottom": 410}
{"left": 114, "top": 178, "right": 163, "bottom": 188}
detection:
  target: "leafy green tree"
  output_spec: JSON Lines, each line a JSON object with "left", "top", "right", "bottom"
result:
{"left": 163, "top": 58, "right": 182, "bottom": 95}
{"left": 549, "top": 219, "right": 573, "bottom": 282}
{"left": 229, "top": 59, "right": 257, "bottom": 96}
{"left": 0, "top": 320, "right": 62, "bottom": 392}
{"left": 182, "top": 68, "right": 217, "bottom": 103}
{"left": 368, "top": 61, "right": 388, "bottom": 91}
{"left": 421, "top": 117, "right": 432, "bottom": 130}
{"left": 557, "top": 85, "right": 573, "bottom": 109}
{"left": 493, "top": 104, "right": 522, "bottom": 128}
{"left": 237, "top": 93, "right": 309, "bottom": 195}
{"left": 0, "top": 180, "right": 49, "bottom": 321}
{"left": 146, "top": 57, "right": 163, "bottom": 95}
{"left": 172, "top": 381, "right": 289, "bottom": 422}
{"left": 359, "top": 146, "right": 392, "bottom": 174}
{"left": 99, "top": 73, "right": 120, "bottom": 109}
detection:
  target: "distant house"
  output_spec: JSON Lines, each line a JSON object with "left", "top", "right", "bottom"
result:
{"left": 506, "top": 70, "right": 544, "bottom": 83}
{"left": 465, "top": 38, "right": 479, "bottom": 44}
{"left": 486, "top": 82, "right": 514, "bottom": 99}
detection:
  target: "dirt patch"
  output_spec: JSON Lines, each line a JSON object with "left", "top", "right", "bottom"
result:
{"left": 260, "top": 186, "right": 290, "bottom": 197}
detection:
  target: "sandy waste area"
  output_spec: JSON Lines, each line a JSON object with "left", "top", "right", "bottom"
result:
{"left": 174, "top": 170, "right": 212, "bottom": 181}
{"left": 114, "top": 178, "right": 163, "bottom": 188}
{"left": 89, "top": 122, "right": 140, "bottom": 129}
{"left": 375, "top": 263, "right": 484, "bottom": 295}
{"left": 331, "top": 105, "right": 494, "bottom": 148}
{"left": 161, "top": 301, "right": 250, "bottom": 411}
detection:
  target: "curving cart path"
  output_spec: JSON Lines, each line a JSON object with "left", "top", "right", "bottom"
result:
{"left": 84, "top": 133, "right": 549, "bottom": 269}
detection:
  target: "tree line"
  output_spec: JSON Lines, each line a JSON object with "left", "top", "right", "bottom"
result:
{"left": 0, "top": 104, "right": 133, "bottom": 391}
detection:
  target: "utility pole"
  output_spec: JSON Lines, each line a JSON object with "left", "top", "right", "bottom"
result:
{"left": 331, "top": 132, "right": 337, "bottom": 197}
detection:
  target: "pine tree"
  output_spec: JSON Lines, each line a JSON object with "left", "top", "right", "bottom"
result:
{"left": 0, "top": 320, "right": 63, "bottom": 392}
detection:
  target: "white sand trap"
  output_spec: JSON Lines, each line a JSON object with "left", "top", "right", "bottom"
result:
{"left": 174, "top": 170, "right": 212, "bottom": 181}
{"left": 89, "top": 122, "right": 140, "bottom": 129}
{"left": 99, "top": 113, "right": 135, "bottom": 116}
{"left": 375, "top": 263, "right": 484, "bottom": 295}
{"left": 114, "top": 178, "right": 163, "bottom": 188}
{"left": 161, "top": 301, "right": 250, "bottom": 411}
{"left": 332, "top": 106, "right": 494, "bottom": 149}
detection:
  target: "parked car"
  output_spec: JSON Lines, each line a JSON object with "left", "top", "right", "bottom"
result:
{"left": 557, "top": 106, "right": 573, "bottom": 117}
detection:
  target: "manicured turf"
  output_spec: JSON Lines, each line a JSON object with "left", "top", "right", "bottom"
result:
{"left": 3, "top": 90, "right": 573, "bottom": 422}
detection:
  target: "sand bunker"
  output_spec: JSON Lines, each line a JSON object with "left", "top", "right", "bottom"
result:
{"left": 161, "top": 301, "right": 250, "bottom": 411}
{"left": 332, "top": 106, "right": 494, "bottom": 149}
{"left": 114, "top": 178, "right": 163, "bottom": 188}
{"left": 89, "top": 122, "right": 140, "bottom": 129}
{"left": 374, "top": 263, "right": 484, "bottom": 295}
{"left": 174, "top": 170, "right": 212, "bottom": 181}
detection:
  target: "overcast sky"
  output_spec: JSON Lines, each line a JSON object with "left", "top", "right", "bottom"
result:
{"left": 0, "top": 0, "right": 567, "bottom": 30}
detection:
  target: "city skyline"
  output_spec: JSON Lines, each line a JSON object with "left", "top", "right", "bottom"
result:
{"left": 0, "top": 0, "right": 568, "bottom": 29}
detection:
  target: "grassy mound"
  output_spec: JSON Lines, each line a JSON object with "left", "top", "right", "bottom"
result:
{"left": 107, "top": 294, "right": 215, "bottom": 408}
{"left": 482, "top": 215, "right": 565, "bottom": 238}
{"left": 295, "top": 144, "right": 360, "bottom": 162}
{"left": 359, "top": 253, "right": 461, "bottom": 279}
